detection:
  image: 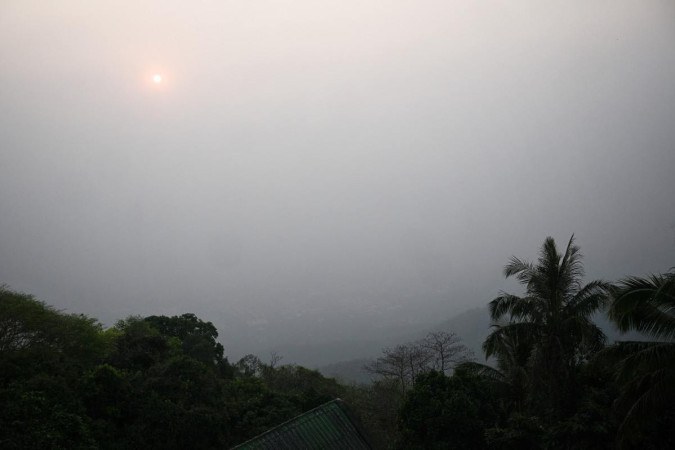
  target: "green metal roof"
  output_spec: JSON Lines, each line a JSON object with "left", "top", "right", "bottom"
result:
{"left": 232, "top": 399, "right": 372, "bottom": 450}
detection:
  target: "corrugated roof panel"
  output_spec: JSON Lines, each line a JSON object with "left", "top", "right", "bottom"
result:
{"left": 232, "top": 399, "right": 371, "bottom": 449}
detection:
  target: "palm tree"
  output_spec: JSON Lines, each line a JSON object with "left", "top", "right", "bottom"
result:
{"left": 462, "top": 323, "right": 533, "bottom": 415}
{"left": 486, "top": 235, "right": 610, "bottom": 419}
{"left": 606, "top": 270, "right": 675, "bottom": 447}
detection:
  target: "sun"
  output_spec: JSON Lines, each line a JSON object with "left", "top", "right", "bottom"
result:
{"left": 152, "top": 74, "right": 163, "bottom": 84}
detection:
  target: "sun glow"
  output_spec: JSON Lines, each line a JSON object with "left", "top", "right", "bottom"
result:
{"left": 144, "top": 70, "right": 169, "bottom": 93}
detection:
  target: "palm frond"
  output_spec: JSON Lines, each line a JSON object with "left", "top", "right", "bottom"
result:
{"left": 573, "top": 318, "right": 606, "bottom": 355}
{"left": 483, "top": 325, "right": 505, "bottom": 360}
{"left": 558, "top": 234, "right": 585, "bottom": 292}
{"left": 483, "top": 322, "right": 539, "bottom": 363}
{"left": 504, "top": 257, "right": 537, "bottom": 286}
{"left": 612, "top": 341, "right": 675, "bottom": 383}
{"left": 539, "top": 237, "right": 562, "bottom": 292}
{"left": 564, "top": 280, "right": 612, "bottom": 317}
{"left": 610, "top": 272, "right": 675, "bottom": 340}
{"left": 616, "top": 367, "right": 675, "bottom": 445}
{"left": 488, "top": 293, "right": 540, "bottom": 322}
{"left": 458, "top": 361, "right": 505, "bottom": 382}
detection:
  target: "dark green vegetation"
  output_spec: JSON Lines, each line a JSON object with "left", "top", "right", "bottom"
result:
{"left": 1, "top": 236, "right": 673, "bottom": 449}
{"left": 397, "top": 237, "right": 674, "bottom": 449}
{"left": 0, "top": 289, "right": 344, "bottom": 449}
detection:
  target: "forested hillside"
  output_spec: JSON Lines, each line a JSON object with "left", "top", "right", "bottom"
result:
{"left": 1, "top": 237, "right": 673, "bottom": 449}
{"left": 0, "top": 288, "right": 347, "bottom": 449}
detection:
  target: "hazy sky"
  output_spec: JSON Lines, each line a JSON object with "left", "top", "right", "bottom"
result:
{"left": 2, "top": 1, "right": 674, "bottom": 359}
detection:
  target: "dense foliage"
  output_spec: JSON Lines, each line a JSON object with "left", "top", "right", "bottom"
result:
{"left": 394, "top": 237, "right": 674, "bottom": 449}
{"left": 0, "top": 287, "right": 345, "bottom": 449}
{"left": 1, "top": 236, "right": 673, "bottom": 449}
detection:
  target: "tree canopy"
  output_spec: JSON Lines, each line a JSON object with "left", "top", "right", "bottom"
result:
{"left": 1, "top": 235, "right": 672, "bottom": 449}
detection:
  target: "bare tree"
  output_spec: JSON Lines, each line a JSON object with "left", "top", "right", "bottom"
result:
{"left": 364, "top": 343, "right": 434, "bottom": 397}
{"left": 407, "top": 343, "right": 434, "bottom": 385}
{"left": 365, "top": 331, "right": 472, "bottom": 397}
{"left": 364, "top": 344, "right": 412, "bottom": 396}
{"left": 268, "top": 350, "right": 283, "bottom": 368}
{"left": 421, "top": 331, "right": 473, "bottom": 374}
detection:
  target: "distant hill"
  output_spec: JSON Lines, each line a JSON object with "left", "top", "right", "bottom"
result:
{"left": 317, "top": 306, "right": 492, "bottom": 383}
{"left": 317, "top": 358, "right": 374, "bottom": 385}
{"left": 316, "top": 304, "right": 648, "bottom": 384}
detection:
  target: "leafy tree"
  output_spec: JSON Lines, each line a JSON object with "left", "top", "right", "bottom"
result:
{"left": 99, "top": 315, "right": 237, "bottom": 448}
{"left": 234, "top": 354, "right": 263, "bottom": 377}
{"left": 0, "top": 287, "right": 105, "bottom": 449}
{"left": 0, "top": 287, "right": 57, "bottom": 354}
{"left": 0, "top": 287, "right": 106, "bottom": 379}
{"left": 80, "top": 364, "right": 133, "bottom": 447}
{"left": 341, "top": 380, "right": 402, "bottom": 449}
{"left": 122, "top": 355, "right": 231, "bottom": 449}
{"left": 144, "top": 314, "right": 227, "bottom": 369}
{"left": 399, "top": 369, "right": 498, "bottom": 450}
{"left": 224, "top": 377, "right": 300, "bottom": 445}
{"left": 108, "top": 317, "right": 174, "bottom": 372}
{"left": 260, "top": 364, "right": 344, "bottom": 411}
{"left": 0, "top": 378, "right": 95, "bottom": 450}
